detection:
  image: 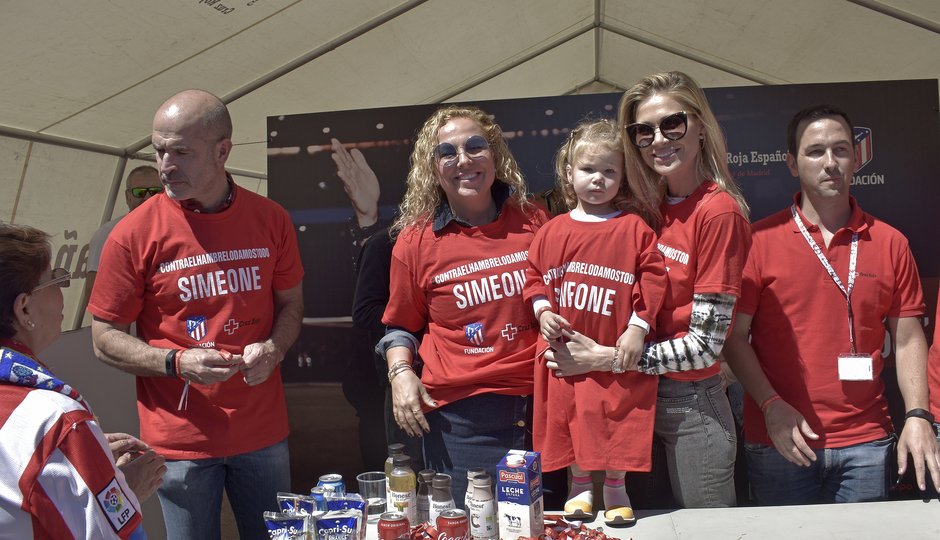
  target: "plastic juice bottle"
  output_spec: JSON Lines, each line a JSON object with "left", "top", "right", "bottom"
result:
{"left": 429, "top": 473, "right": 456, "bottom": 525}
{"left": 385, "top": 443, "right": 405, "bottom": 505}
{"left": 465, "top": 467, "right": 485, "bottom": 509}
{"left": 388, "top": 455, "right": 417, "bottom": 525}
{"left": 416, "top": 469, "right": 436, "bottom": 524}
{"left": 467, "top": 474, "right": 497, "bottom": 540}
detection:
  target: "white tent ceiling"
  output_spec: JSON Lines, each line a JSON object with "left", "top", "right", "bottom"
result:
{"left": 5, "top": 0, "right": 940, "bottom": 175}
{"left": 2, "top": 0, "right": 939, "bottom": 328}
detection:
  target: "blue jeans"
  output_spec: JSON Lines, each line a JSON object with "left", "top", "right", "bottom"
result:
{"left": 157, "top": 438, "right": 290, "bottom": 540}
{"left": 423, "top": 393, "right": 528, "bottom": 509}
{"left": 745, "top": 434, "right": 894, "bottom": 505}
{"left": 655, "top": 375, "right": 736, "bottom": 507}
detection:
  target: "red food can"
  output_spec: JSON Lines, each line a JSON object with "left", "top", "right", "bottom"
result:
{"left": 379, "top": 512, "right": 411, "bottom": 540}
{"left": 436, "top": 509, "right": 469, "bottom": 540}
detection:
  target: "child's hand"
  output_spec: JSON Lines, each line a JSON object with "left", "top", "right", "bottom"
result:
{"left": 614, "top": 325, "right": 647, "bottom": 372}
{"left": 539, "top": 310, "right": 571, "bottom": 341}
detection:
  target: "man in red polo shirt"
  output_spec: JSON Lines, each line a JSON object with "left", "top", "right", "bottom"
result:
{"left": 723, "top": 104, "right": 940, "bottom": 505}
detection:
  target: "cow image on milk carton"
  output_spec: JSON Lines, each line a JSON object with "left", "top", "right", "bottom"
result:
{"left": 496, "top": 450, "right": 543, "bottom": 540}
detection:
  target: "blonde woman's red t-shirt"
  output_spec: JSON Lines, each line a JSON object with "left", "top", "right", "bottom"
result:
{"left": 655, "top": 180, "right": 751, "bottom": 381}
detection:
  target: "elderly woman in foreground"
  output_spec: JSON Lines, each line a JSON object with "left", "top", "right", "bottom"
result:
{"left": 0, "top": 223, "right": 163, "bottom": 540}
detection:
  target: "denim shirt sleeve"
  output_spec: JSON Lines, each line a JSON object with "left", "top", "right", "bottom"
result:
{"left": 376, "top": 327, "right": 421, "bottom": 360}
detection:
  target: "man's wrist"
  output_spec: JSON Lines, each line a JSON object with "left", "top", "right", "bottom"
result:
{"left": 905, "top": 408, "right": 936, "bottom": 424}
{"left": 165, "top": 349, "right": 180, "bottom": 378}
{"left": 264, "top": 339, "right": 285, "bottom": 363}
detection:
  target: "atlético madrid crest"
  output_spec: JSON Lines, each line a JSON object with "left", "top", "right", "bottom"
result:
{"left": 465, "top": 323, "right": 485, "bottom": 346}
{"left": 187, "top": 316, "right": 208, "bottom": 342}
{"left": 854, "top": 127, "right": 872, "bottom": 173}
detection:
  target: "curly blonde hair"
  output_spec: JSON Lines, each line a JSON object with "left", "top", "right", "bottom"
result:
{"left": 617, "top": 71, "right": 750, "bottom": 228}
{"left": 392, "top": 105, "right": 531, "bottom": 235}
{"left": 554, "top": 118, "right": 655, "bottom": 223}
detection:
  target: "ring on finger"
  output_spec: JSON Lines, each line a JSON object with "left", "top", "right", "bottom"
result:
{"left": 412, "top": 407, "right": 422, "bottom": 415}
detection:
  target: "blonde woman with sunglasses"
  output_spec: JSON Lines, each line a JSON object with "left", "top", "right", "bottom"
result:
{"left": 543, "top": 72, "right": 751, "bottom": 509}
{"left": 618, "top": 71, "right": 750, "bottom": 508}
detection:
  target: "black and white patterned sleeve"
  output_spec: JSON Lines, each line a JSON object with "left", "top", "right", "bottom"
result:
{"left": 637, "top": 292, "right": 736, "bottom": 375}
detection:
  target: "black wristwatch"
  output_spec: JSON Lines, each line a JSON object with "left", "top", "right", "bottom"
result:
{"left": 904, "top": 408, "right": 936, "bottom": 423}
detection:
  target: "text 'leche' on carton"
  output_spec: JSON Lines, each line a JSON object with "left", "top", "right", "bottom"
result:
{"left": 496, "top": 450, "right": 543, "bottom": 540}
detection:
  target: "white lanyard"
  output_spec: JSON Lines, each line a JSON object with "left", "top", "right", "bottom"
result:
{"left": 791, "top": 205, "right": 859, "bottom": 354}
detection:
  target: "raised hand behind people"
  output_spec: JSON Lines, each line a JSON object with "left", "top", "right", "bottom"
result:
{"left": 105, "top": 432, "right": 151, "bottom": 462}
{"left": 331, "top": 138, "right": 380, "bottom": 227}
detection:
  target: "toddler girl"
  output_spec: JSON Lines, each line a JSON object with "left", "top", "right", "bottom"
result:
{"left": 524, "top": 119, "right": 666, "bottom": 525}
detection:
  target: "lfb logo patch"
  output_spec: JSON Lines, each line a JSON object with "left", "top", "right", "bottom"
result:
{"left": 854, "top": 127, "right": 872, "bottom": 173}
{"left": 465, "top": 323, "right": 485, "bottom": 345}
{"left": 187, "top": 316, "right": 208, "bottom": 342}
{"left": 96, "top": 478, "right": 137, "bottom": 532}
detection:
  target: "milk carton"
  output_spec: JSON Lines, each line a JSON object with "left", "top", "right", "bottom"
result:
{"left": 496, "top": 450, "right": 543, "bottom": 540}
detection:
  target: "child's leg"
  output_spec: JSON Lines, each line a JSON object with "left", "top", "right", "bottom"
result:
{"left": 568, "top": 463, "right": 593, "bottom": 500}
{"left": 564, "top": 464, "right": 595, "bottom": 515}
{"left": 603, "top": 471, "right": 632, "bottom": 509}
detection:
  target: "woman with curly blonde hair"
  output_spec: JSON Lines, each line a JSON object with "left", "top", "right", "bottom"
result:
{"left": 379, "top": 105, "right": 551, "bottom": 507}
{"left": 391, "top": 105, "right": 531, "bottom": 236}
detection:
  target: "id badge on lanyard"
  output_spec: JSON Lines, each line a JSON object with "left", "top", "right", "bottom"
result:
{"left": 791, "top": 205, "right": 872, "bottom": 381}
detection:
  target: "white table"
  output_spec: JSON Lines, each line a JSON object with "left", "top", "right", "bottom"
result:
{"left": 575, "top": 499, "right": 940, "bottom": 540}
{"left": 366, "top": 500, "right": 940, "bottom": 540}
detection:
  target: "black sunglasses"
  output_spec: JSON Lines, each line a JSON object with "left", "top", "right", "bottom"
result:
{"left": 625, "top": 111, "right": 690, "bottom": 148}
{"left": 433, "top": 135, "right": 489, "bottom": 167}
{"left": 129, "top": 187, "right": 164, "bottom": 198}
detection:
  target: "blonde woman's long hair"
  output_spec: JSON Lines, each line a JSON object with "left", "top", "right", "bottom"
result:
{"left": 392, "top": 105, "right": 531, "bottom": 236}
{"left": 617, "top": 71, "right": 750, "bottom": 229}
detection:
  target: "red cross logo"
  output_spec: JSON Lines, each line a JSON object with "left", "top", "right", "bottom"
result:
{"left": 223, "top": 319, "right": 239, "bottom": 335}
{"left": 502, "top": 324, "right": 518, "bottom": 341}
